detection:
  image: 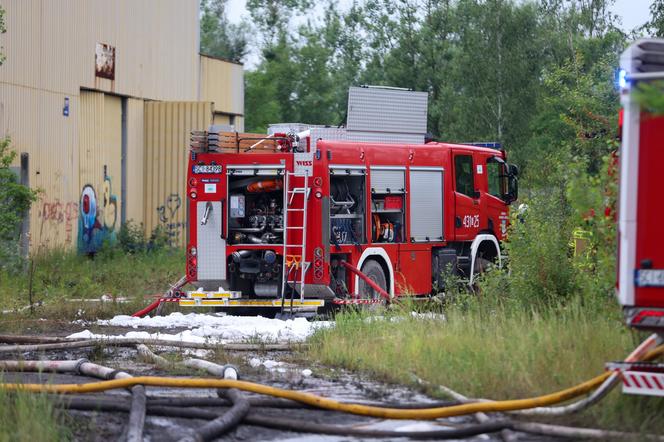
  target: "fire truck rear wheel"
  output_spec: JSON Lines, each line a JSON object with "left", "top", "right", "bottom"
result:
{"left": 360, "top": 259, "right": 387, "bottom": 300}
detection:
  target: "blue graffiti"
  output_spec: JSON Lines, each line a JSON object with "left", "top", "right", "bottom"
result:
{"left": 78, "top": 170, "right": 117, "bottom": 254}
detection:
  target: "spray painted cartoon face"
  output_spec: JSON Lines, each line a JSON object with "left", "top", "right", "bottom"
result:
{"left": 80, "top": 185, "right": 97, "bottom": 230}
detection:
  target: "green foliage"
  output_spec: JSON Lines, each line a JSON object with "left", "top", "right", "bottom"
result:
{"left": 200, "top": 0, "right": 248, "bottom": 62}
{"left": 0, "top": 388, "right": 70, "bottom": 442}
{"left": 0, "top": 5, "right": 5, "bottom": 65}
{"left": 310, "top": 298, "right": 663, "bottom": 432}
{"left": 0, "top": 138, "right": 38, "bottom": 272}
{"left": 645, "top": 0, "right": 664, "bottom": 37}
{"left": 634, "top": 81, "right": 664, "bottom": 114}
{"left": 0, "top": 247, "right": 183, "bottom": 320}
{"left": 116, "top": 221, "right": 170, "bottom": 254}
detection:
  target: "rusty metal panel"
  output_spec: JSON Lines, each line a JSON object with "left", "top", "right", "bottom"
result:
{"left": 199, "top": 55, "right": 244, "bottom": 116}
{"left": 125, "top": 98, "right": 145, "bottom": 225}
{"left": 144, "top": 101, "right": 213, "bottom": 247}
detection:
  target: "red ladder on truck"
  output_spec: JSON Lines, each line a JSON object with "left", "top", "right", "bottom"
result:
{"left": 280, "top": 171, "right": 310, "bottom": 315}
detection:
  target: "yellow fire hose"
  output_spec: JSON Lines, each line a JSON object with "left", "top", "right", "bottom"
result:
{"left": 1, "top": 344, "right": 662, "bottom": 420}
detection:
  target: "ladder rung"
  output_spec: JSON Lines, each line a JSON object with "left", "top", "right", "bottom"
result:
{"left": 288, "top": 189, "right": 307, "bottom": 193}
{"left": 286, "top": 226, "right": 304, "bottom": 230}
{"left": 287, "top": 208, "right": 305, "bottom": 212}
{"left": 285, "top": 244, "right": 305, "bottom": 247}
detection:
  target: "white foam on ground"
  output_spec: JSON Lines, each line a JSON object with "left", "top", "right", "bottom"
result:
{"left": 68, "top": 312, "right": 332, "bottom": 343}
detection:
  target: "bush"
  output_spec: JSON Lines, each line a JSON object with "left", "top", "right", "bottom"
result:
{"left": 117, "top": 221, "right": 170, "bottom": 254}
{"left": 0, "top": 138, "right": 37, "bottom": 272}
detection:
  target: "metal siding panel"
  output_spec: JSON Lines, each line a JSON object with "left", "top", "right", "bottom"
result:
{"left": 370, "top": 169, "right": 405, "bottom": 193}
{"left": 125, "top": 98, "right": 144, "bottom": 224}
{"left": 0, "top": 83, "right": 79, "bottom": 250}
{"left": 409, "top": 170, "right": 443, "bottom": 241}
{"left": 1, "top": 0, "right": 42, "bottom": 90}
{"left": 197, "top": 201, "right": 226, "bottom": 280}
{"left": 3, "top": 0, "right": 198, "bottom": 100}
{"left": 346, "top": 130, "right": 424, "bottom": 144}
{"left": 347, "top": 87, "right": 428, "bottom": 135}
{"left": 143, "top": 101, "right": 212, "bottom": 247}
{"left": 200, "top": 56, "right": 244, "bottom": 115}
{"left": 78, "top": 92, "right": 122, "bottom": 249}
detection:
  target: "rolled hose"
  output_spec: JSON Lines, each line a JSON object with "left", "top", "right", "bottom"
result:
{"left": 2, "top": 345, "right": 662, "bottom": 420}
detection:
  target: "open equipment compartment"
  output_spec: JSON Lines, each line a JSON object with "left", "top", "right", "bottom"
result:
{"left": 329, "top": 167, "right": 366, "bottom": 246}
{"left": 370, "top": 167, "right": 405, "bottom": 243}
{"left": 227, "top": 167, "right": 285, "bottom": 246}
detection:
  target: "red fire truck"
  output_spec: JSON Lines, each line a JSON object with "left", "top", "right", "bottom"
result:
{"left": 178, "top": 87, "right": 518, "bottom": 315}
{"left": 609, "top": 38, "right": 664, "bottom": 397}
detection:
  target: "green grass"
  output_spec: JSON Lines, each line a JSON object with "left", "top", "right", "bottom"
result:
{"left": 308, "top": 297, "right": 664, "bottom": 433}
{"left": 0, "top": 388, "right": 70, "bottom": 442}
{"left": 0, "top": 247, "right": 183, "bottom": 327}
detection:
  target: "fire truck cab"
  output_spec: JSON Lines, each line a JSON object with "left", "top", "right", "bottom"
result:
{"left": 180, "top": 87, "right": 518, "bottom": 314}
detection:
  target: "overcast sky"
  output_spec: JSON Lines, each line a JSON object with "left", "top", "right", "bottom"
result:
{"left": 226, "top": 0, "right": 653, "bottom": 67}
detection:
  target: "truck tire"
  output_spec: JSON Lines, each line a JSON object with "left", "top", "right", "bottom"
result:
{"left": 359, "top": 260, "right": 387, "bottom": 299}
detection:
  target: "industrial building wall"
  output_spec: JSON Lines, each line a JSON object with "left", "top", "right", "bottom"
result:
{"left": 200, "top": 55, "right": 244, "bottom": 131}
{"left": 0, "top": 83, "right": 79, "bottom": 250}
{"left": 144, "top": 101, "right": 213, "bottom": 248}
{"left": 78, "top": 91, "right": 122, "bottom": 253}
{"left": 0, "top": 1, "right": 245, "bottom": 253}
{"left": 125, "top": 98, "right": 145, "bottom": 225}
{"left": 1, "top": 0, "right": 199, "bottom": 100}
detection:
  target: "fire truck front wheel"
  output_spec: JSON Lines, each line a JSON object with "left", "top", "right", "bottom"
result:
{"left": 360, "top": 260, "right": 387, "bottom": 299}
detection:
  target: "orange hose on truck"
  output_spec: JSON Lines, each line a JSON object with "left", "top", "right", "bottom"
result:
{"left": 247, "top": 179, "right": 283, "bottom": 193}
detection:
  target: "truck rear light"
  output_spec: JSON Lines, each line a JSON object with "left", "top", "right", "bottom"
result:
{"left": 189, "top": 178, "right": 198, "bottom": 187}
{"left": 314, "top": 268, "right": 324, "bottom": 280}
{"left": 314, "top": 247, "right": 323, "bottom": 258}
{"left": 632, "top": 309, "right": 664, "bottom": 326}
{"left": 189, "top": 190, "right": 197, "bottom": 199}
{"left": 190, "top": 246, "right": 197, "bottom": 256}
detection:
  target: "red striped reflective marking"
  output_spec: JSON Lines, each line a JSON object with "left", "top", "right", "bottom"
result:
{"left": 630, "top": 374, "right": 642, "bottom": 388}
{"left": 641, "top": 375, "right": 653, "bottom": 389}
{"left": 652, "top": 376, "right": 664, "bottom": 390}
{"left": 622, "top": 374, "right": 632, "bottom": 387}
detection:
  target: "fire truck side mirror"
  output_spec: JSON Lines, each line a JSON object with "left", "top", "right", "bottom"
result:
{"left": 504, "top": 164, "right": 519, "bottom": 204}
{"left": 508, "top": 164, "right": 519, "bottom": 177}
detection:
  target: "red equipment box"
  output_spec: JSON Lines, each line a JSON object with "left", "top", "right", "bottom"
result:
{"left": 384, "top": 195, "right": 403, "bottom": 210}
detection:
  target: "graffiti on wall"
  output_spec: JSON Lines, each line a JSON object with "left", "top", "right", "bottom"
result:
{"left": 157, "top": 193, "right": 185, "bottom": 246}
{"left": 40, "top": 200, "right": 79, "bottom": 245}
{"left": 78, "top": 167, "right": 118, "bottom": 254}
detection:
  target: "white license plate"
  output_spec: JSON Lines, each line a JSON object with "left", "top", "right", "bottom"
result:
{"left": 635, "top": 269, "right": 664, "bottom": 287}
{"left": 193, "top": 165, "right": 222, "bottom": 174}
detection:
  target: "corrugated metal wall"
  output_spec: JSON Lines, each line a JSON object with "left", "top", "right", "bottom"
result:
{"left": 125, "top": 98, "right": 145, "bottom": 224}
{"left": 0, "top": 1, "right": 246, "bottom": 252}
{"left": 2, "top": 0, "right": 199, "bottom": 99}
{"left": 78, "top": 91, "right": 122, "bottom": 252}
{"left": 200, "top": 55, "right": 244, "bottom": 125}
{"left": 144, "top": 101, "right": 213, "bottom": 247}
{"left": 0, "top": 83, "right": 79, "bottom": 249}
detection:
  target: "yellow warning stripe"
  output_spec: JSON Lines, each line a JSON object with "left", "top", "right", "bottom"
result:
{"left": 179, "top": 299, "right": 324, "bottom": 307}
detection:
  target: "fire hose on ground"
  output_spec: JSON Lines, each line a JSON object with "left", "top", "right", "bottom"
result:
{"left": 1, "top": 338, "right": 664, "bottom": 440}
{"left": 1, "top": 343, "right": 663, "bottom": 420}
